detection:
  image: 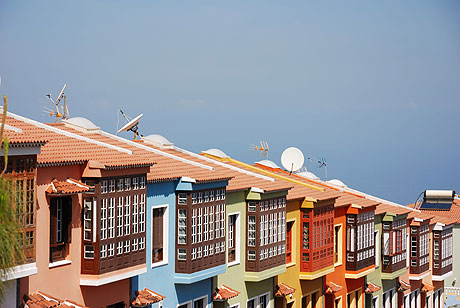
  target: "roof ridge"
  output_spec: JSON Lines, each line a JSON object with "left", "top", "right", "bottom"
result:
{"left": 314, "top": 179, "right": 421, "bottom": 213}
{"left": 172, "top": 146, "right": 276, "bottom": 182}
{"left": 4, "top": 110, "right": 132, "bottom": 155}
{"left": 97, "top": 130, "right": 214, "bottom": 171}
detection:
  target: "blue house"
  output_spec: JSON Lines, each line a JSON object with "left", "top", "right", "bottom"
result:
{"left": 130, "top": 135, "right": 231, "bottom": 308}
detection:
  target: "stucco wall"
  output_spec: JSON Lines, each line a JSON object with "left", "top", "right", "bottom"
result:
{"left": 215, "top": 190, "right": 276, "bottom": 308}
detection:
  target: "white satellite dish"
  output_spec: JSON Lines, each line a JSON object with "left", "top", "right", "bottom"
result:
{"left": 281, "top": 147, "right": 304, "bottom": 173}
{"left": 117, "top": 110, "right": 143, "bottom": 140}
{"left": 118, "top": 113, "right": 143, "bottom": 133}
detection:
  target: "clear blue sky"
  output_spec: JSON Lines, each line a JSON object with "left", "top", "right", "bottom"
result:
{"left": 1, "top": 1, "right": 459, "bottom": 204}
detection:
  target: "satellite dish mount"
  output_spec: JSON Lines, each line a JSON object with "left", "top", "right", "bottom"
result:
{"left": 117, "top": 110, "right": 144, "bottom": 140}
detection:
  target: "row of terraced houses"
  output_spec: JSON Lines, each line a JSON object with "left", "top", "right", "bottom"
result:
{"left": 1, "top": 110, "right": 459, "bottom": 308}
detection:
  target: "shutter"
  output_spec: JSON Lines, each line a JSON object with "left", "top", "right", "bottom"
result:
{"left": 158, "top": 208, "right": 163, "bottom": 250}
{"left": 63, "top": 197, "right": 72, "bottom": 243}
{"left": 50, "top": 199, "right": 57, "bottom": 245}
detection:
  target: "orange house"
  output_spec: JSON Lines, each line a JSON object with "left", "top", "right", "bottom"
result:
{"left": 3, "top": 112, "right": 155, "bottom": 308}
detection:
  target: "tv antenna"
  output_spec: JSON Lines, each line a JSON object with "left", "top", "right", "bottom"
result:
{"left": 308, "top": 156, "right": 328, "bottom": 180}
{"left": 249, "top": 141, "right": 269, "bottom": 158}
{"left": 44, "top": 84, "right": 70, "bottom": 122}
{"left": 281, "top": 147, "right": 304, "bottom": 175}
{"left": 117, "top": 110, "right": 143, "bottom": 140}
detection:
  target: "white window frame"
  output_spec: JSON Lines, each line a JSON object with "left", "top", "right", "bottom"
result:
{"left": 227, "top": 211, "right": 241, "bottom": 267}
{"left": 193, "top": 295, "right": 208, "bottom": 308}
{"left": 177, "top": 300, "right": 192, "bottom": 308}
{"left": 246, "top": 292, "right": 270, "bottom": 308}
{"left": 101, "top": 199, "right": 108, "bottom": 240}
{"left": 133, "top": 195, "right": 139, "bottom": 234}
{"left": 259, "top": 291, "right": 270, "bottom": 308}
{"left": 374, "top": 230, "right": 380, "bottom": 267}
{"left": 117, "top": 197, "right": 124, "bottom": 237}
{"left": 382, "top": 288, "right": 395, "bottom": 308}
{"left": 371, "top": 295, "right": 378, "bottom": 308}
{"left": 247, "top": 296, "right": 257, "bottom": 308}
{"left": 132, "top": 177, "right": 139, "bottom": 190}
{"left": 139, "top": 194, "right": 146, "bottom": 233}
{"left": 151, "top": 204, "right": 169, "bottom": 268}
{"left": 124, "top": 195, "right": 131, "bottom": 236}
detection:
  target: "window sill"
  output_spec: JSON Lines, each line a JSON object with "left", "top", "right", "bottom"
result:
{"left": 151, "top": 260, "right": 168, "bottom": 269}
{"left": 49, "top": 260, "right": 72, "bottom": 268}
{"left": 286, "top": 262, "right": 296, "bottom": 268}
{"left": 334, "top": 262, "right": 342, "bottom": 268}
{"left": 227, "top": 260, "right": 240, "bottom": 268}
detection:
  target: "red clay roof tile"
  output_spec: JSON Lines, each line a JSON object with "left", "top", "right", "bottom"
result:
{"left": 3, "top": 113, "right": 155, "bottom": 169}
{"left": 365, "top": 282, "right": 381, "bottom": 294}
{"left": 213, "top": 285, "right": 240, "bottom": 301}
{"left": 131, "top": 288, "right": 165, "bottom": 307}
{"left": 23, "top": 291, "right": 87, "bottom": 308}
{"left": 275, "top": 283, "right": 296, "bottom": 297}
{"left": 46, "top": 178, "right": 93, "bottom": 195}
{"left": 421, "top": 282, "right": 435, "bottom": 293}
{"left": 325, "top": 282, "right": 343, "bottom": 294}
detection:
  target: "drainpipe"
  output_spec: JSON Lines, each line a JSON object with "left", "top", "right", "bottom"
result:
{"left": 322, "top": 275, "right": 324, "bottom": 308}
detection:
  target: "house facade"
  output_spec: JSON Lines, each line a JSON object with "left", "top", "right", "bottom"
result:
{"left": 0, "top": 123, "right": 45, "bottom": 308}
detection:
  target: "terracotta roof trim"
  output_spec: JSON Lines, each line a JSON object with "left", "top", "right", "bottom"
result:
{"left": 213, "top": 285, "right": 240, "bottom": 301}
{"left": 131, "top": 288, "right": 165, "bottom": 307}
{"left": 275, "top": 283, "right": 296, "bottom": 297}
{"left": 365, "top": 282, "right": 382, "bottom": 294}
{"left": 398, "top": 279, "right": 410, "bottom": 292}
{"left": 421, "top": 282, "right": 435, "bottom": 293}
{"left": 325, "top": 282, "right": 343, "bottom": 294}
{"left": 7, "top": 141, "right": 47, "bottom": 147}
{"left": 46, "top": 178, "right": 93, "bottom": 195}
{"left": 23, "top": 291, "right": 87, "bottom": 308}
{"left": 38, "top": 160, "right": 86, "bottom": 168}
{"left": 104, "top": 162, "right": 155, "bottom": 170}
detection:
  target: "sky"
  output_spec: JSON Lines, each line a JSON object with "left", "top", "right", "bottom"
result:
{"left": 1, "top": 1, "right": 459, "bottom": 205}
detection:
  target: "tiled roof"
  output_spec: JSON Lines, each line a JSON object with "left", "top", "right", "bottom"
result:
{"left": 131, "top": 288, "right": 165, "bottom": 307}
{"left": 398, "top": 279, "right": 410, "bottom": 292}
{"left": 421, "top": 282, "right": 435, "bottom": 293}
{"left": 365, "top": 282, "right": 381, "bottom": 294}
{"left": 248, "top": 165, "right": 379, "bottom": 209}
{"left": 23, "top": 291, "right": 87, "bottom": 308}
{"left": 375, "top": 204, "right": 412, "bottom": 216}
{"left": 274, "top": 283, "right": 296, "bottom": 297}
{"left": 141, "top": 146, "right": 293, "bottom": 193}
{"left": 1, "top": 120, "right": 48, "bottom": 145}
{"left": 407, "top": 211, "right": 434, "bottom": 222}
{"left": 334, "top": 193, "right": 379, "bottom": 208}
{"left": 213, "top": 285, "right": 240, "bottom": 301}
{"left": 325, "top": 282, "right": 343, "bottom": 294}
{"left": 50, "top": 123, "right": 234, "bottom": 184}
{"left": 3, "top": 113, "right": 155, "bottom": 169}
{"left": 46, "top": 178, "right": 93, "bottom": 195}
{"left": 416, "top": 199, "right": 460, "bottom": 224}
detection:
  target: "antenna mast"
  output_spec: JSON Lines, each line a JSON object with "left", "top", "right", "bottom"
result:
{"left": 308, "top": 156, "right": 328, "bottom": 180}
{"left": 249, "top": 141, "right": 269, "bottom": 158}
{"left": 45, "top": 84, "right": 70, "bottom": 122}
